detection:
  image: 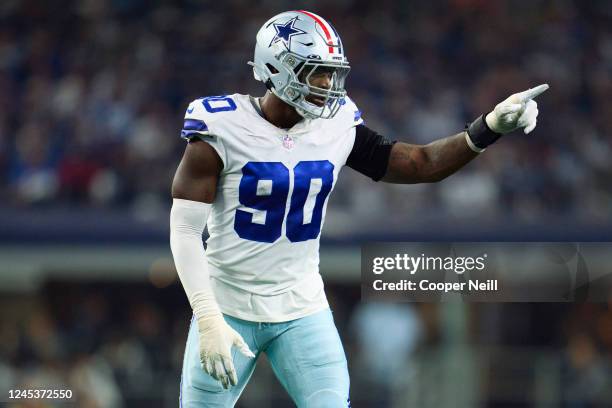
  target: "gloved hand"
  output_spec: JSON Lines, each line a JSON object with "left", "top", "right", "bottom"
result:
{"left": 193, "top": 293, "right": 255, "bottom": 389}
{"left": 485, "top": 84, "right": 549, "bottom": 134}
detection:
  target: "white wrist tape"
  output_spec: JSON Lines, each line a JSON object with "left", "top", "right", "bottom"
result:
{"left": 169, "top": 198, "right": 221, "bottom": 318}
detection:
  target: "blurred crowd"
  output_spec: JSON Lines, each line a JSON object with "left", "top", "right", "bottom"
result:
{"left": 0, "top": 282, "right": 425, "bottom": 407}
{"left": 2, "top": 282, "right": 612, "bottom": 407}
{"left": 1, "top": 0, "right": 611, "bottom": 232}
{"left": 0, "top": 284, "right": 188, "bottom": 407}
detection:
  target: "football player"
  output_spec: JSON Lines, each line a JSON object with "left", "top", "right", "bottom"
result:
{"left": 170, "top": 10, "right": 548, "bottom": 407}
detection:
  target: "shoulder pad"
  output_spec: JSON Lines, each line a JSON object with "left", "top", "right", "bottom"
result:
{"left": 339, "top": 95, "right": 364, "bottom": 127}
{"left": 180, "top": 94, "right": 242, "bottom": 141}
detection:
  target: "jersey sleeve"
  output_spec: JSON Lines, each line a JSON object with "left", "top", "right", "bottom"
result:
{"left": 342, "top": 96, "right": 364, "bottom": 127}
{"left": 346, "top": 124, "right": 396, "bottom": 181}
{"left": 180, "top": 98, "right": 228, "bottom": 166}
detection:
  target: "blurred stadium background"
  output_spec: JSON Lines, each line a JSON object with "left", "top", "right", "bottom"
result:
{"left": 1, "top": 0, "right": 612, "bottom": 406}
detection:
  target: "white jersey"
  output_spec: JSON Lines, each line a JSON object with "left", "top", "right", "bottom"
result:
{"left": 181, "top": 93, "right": 363, "bottom": 322}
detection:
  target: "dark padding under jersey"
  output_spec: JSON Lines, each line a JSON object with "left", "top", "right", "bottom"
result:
{"left": 346, "top": 125, "right": 396, "bottom": 181}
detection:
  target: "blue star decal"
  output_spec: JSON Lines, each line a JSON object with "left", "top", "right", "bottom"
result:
{"left": 269, "top": 17, "right": 306, "bottom": 50}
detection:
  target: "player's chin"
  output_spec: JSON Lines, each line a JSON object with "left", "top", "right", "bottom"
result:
{"left": 305, "top": 96, "right": 326, "bottom": 107}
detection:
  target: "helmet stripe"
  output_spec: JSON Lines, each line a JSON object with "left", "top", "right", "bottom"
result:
{"left": 328, "top": 23, "right": 342, "bottom": 55}
{"left": 296, "top": 10, "right": 335, "bottom": 53}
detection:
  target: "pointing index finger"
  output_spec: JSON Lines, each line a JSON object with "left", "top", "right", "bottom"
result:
{"left": 519, "top": 84, "right": 549, "bottom": 102}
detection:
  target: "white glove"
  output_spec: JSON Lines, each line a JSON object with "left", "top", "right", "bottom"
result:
{"left": 485, "top": 84, "right": 549, "bottom": 134}
{"left": 192, "top": 292, "right": 255, "bottom": 389}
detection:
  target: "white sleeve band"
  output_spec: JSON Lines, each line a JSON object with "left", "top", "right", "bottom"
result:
{"left": 465, "top": 132, "right": 486, "bottom": 153}
{"left": 169, "top": 198, "right": 221, "bottom": 318}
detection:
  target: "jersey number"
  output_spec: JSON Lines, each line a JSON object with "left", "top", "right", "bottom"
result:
{"left": 235, "top": 161, "right": 334, "bottom": 243}
{"left": 201, "top": 96, "right": 237, "bottom": 113}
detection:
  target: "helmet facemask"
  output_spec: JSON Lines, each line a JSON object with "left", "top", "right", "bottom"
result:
{"left": 275, "top": 52, "right": 350, "bottom": 120}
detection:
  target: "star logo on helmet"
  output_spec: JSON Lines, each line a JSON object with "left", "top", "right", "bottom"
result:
{"left": 269, "top": 17, "right": 306, "bottom": 50}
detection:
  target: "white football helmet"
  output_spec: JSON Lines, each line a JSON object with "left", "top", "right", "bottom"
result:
{"left": 249, "top": 10, "right": 350, "bottom": 120}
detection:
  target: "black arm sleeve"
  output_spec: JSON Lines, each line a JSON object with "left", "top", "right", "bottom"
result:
{"left": 346, "top": 124, "right": 396, "bottom": 181}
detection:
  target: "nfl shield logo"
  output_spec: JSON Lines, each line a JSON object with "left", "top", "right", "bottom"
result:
{"left": 282, "top": 135, "right": 294, "bottom": 149}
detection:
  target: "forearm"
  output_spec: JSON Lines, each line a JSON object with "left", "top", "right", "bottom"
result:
{"left": 169, "top": 198, "right": 220, "bottom": 318}
{"left": 382, "top": 131, "right": 478, "bottom": 184}
{"left": 421, "top": 131, "right": 479, "bottom": 182}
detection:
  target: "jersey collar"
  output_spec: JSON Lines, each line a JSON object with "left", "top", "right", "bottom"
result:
{"left": 248, "top": 95, "right": 314, "bottom": 134}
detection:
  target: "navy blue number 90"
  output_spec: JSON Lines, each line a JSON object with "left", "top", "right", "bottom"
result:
{"left": 235, "top": 161, "right": 334, "bottom": 243}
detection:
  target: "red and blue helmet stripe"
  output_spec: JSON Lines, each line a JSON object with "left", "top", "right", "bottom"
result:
{"left": 295, "top": 10, "right": 343, "bottom": 55}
